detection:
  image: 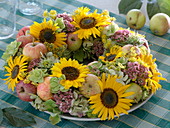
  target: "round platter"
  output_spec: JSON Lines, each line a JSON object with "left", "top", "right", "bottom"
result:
{"left": 55, "top": 93, "right": 153, "bottom": 121}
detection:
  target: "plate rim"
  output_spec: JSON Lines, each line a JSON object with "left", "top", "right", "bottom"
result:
{"left": 45, "top": 93, "right": 153, "bottom": 121}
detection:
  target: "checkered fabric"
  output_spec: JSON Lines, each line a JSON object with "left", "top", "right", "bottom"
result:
{"left": 0, "top": 0, "right": 169, "bottom": 128}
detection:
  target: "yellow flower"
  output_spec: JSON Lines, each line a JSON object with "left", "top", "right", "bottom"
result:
{"left": 99, "top": 45, "right": 122, "bottom": 62}
{"left": 50, "top": 58, "right": 90, "bottom": 89}
{"left": 3, "top": 55, "right": 28, "bottom": 91}
{"left": 139, "top": 54, "right": 166, "bottom": 93}
{"left": 71, "top": 7, "right": 110, "bottom": 39}
{"left": 49, "top": 10, "right": 57, "bottom": 19}
{"left": 89, "top": 74, "right": 134, "bottom": 120}
{"left": 43, "top": 9, "right": 49, "bottom": 18}
{"left": 30, "top": 19, "right": 66, "bottom": 48}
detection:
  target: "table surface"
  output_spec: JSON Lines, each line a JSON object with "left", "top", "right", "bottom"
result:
{"left": 0, "top": 0, "right": 170, "bottom": 128}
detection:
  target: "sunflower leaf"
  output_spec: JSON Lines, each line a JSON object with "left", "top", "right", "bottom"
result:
{"left": 147, "top": 0, "right": 170, "bottom": 19}
{"left": 2, "top": 107, "right": 36, "bottom": 127}
{"left": 0, "top": 108, "right": 3, "bottom": 124}
{"left": 118, "top": 0, "right": 143, "bottom": 14}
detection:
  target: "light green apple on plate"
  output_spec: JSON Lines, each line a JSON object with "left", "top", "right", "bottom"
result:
{"left": 126, "top": 9, "right": 146, "bottom": 30}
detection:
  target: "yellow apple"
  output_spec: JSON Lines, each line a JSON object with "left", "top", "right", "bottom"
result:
{"left": 149, "top": 13, "right": 170, "bottom": 36}
{"left": 126, "top": 9, "right": 146, "bottom": 29}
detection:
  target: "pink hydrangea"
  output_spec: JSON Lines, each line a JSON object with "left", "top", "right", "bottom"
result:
{"left": 53, "top": 90, "right": 74, "bottom": 113}
{"left": 28, "top": 58, "right": 41, "bottom": 71}
{"left": 111, "top": 29, "right": 131, "bottom": 42}
{"left": 57, "top": 13, "right": 76, "bottom": 32}
{"left": 92, "top": 40, "right": 104, "bottom": 57}
{"left": 123, "top": 62, "right": 149, "bottom": 86}
{"left": 57, "top": 13, "right": 73, "bottom": 22}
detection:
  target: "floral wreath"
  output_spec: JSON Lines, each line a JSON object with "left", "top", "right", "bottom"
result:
{"left": 2, "top": 7, "right": 166, "bottom": 124}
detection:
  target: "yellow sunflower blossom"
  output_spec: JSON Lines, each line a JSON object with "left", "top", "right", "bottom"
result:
{"left": 50, "top": 58, "right": 90, "bottom": 89}
{"left": 30, "top": 18, "right": 66, "bottom": 48}
{"left": 3, "top": 55, "right": 29, "bottom": 91}
{"left": 99, "top": 45, "right": 122, "bottom": 63}
{"left": 89, "top": 74, "right": 134, "bottom": 120}
{"left": 139, "top": 54, "right": 167, "bottom": 93}
{"left": 71, "top": 7, "right": 110, "bottom": 39}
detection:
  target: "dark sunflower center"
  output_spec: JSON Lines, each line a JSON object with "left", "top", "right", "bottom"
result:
{"left": 39, "top": 29, "right": 56, "bottom": 43}
{"left": 11, "top": 65, "right": 19, "bottom": 79}
{"left": 61, "top": 66, "right": 80, "bottom": 81}
{"left": 100, "top": 88, "right": 118, "bottom": 108}
{"left": 80, "top": 17, "right": 97, "bottom": 29}
{"left": 105, "top": 54, "right": 116, "bottom": 61}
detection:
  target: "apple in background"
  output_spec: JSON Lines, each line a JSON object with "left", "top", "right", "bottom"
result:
{"left": 79, "top": 74, "right": 101, "bottom": 98}
{"left": 149, "top": 13, "right": 170, "bottom": 36}
{"left": 126, "top": 9, "right": 146, "bottom": 29}
{"left": 16, "top": 81, "right": 37, "bottom": 102}
{"left": 66, "top": 33, "right": 82, "bottom": 51}
{"left": 16, "top": 26, "right": 30, "bottom": 38}
{"left": 23, "top": 42, "right": 47, "bottom": 60}
{"left": 17, "top": 34, "right": 35, "bottom": 48}
{"left": 37, "top": 77, "right": 53, "bottom": 101}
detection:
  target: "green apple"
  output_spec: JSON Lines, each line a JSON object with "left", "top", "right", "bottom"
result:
{"left": 66, "top": 33, "right": 82, "bottom": 51}
{"left": 125, "top": 83, "right": 143, "bottom": 103}
{"left": 149, "top": 13, "right": 170, "bottom": 36}
{"left": 126, "top": 9, "right": 146, "bottom": 29}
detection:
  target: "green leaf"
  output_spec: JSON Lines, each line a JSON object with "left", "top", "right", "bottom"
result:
{"left": 44, "top": 99, "right": 60, "bottom": 113}
{"left": 73, "top": 48, "right": 84, "bottom": 62}
{"left": 1, "top": 41, "right": 21, "bottom": 61}
{"left": 147, "top": 0, "right": 170, "bottom": 19}
{"left": 49, "top": 114, "right": 61, "bottom": 125}
{"left": 118, "top": 0, "right": 143, "bottom": 14}
{"left": 0, "top": 108, "right": 3, "bottom": 124}
{"left": 2, "top": 107, "right": 36, "bottom": 127}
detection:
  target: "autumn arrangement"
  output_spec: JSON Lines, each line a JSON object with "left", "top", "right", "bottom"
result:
{"left": 2, "top": 7, "right": 166, "bottom": 124}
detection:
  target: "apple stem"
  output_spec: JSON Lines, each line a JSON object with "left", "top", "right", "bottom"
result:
{"left": 32, "top": 38, "right": 36, "bottom": 46}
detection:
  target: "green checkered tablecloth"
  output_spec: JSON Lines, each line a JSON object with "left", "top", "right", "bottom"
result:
{"left": 0, "top": 0, "right": 170, "bottom": 128}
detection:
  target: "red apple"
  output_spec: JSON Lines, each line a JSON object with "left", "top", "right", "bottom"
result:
{"left": 66, "top": 33, "right": 82, "bottom": 51}
{"left": 17, "top": 34, "right": 35, "bottom": 48}
{"left": 37, "top": 77, "right": 53, "bottom": 101}
{"left": 16, "top": 81, "right": 37, "bottom": 102}
{"left": 23, "top": 42, "right": 47, "bottom": 60}
{"left": 16, "top": 26, "right": 30, "bottom": 38}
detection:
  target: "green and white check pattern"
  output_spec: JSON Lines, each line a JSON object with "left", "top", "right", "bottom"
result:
{"left": 0, "top": 0, "right": 169, "bottom": 128}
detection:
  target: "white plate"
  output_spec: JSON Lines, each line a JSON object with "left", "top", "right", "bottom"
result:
{"left": 58, "top": 94, "right": 153, "bottom": 121}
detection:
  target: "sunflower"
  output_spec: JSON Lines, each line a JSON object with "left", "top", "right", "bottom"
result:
{"left": 139, "top": 54, "right": 166, "bottom": 93}
{"left": 99, "top": 45, "right": 122, "bottom": 63}
{"left": 30, "top": 19, "right": 66, "bottom": 48}
{"left": 51, "top": 58, "right": 90, "bottom": 89}
{"left": 3, "top": 55, "right": 28, "bottom": 91}
{"left": 71, "top": 7, "right": 110, "bottom": 39}
{"left": 89, "top": 74, "right": 134, "bottom": 120}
